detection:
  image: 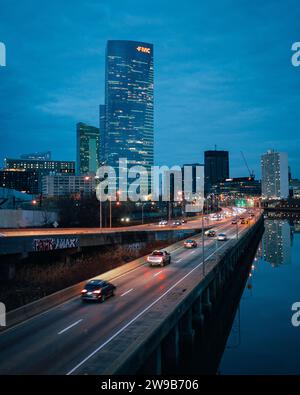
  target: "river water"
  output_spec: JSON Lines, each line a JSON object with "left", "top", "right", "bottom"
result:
{"left": 219, "top": 215, "right": 300, "bottom": 374}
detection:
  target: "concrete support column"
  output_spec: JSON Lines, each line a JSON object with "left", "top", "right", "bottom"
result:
{"left": 0, "top": 262, "right": 16, "bottom": 280}
{"left": 162, "top": 324, "right": 180, "bottom": 373}
{"left": 192, "top": 295, "right": 205, "bottom": 329}
{"left": 210, "top": 279, "right": 217, "bottom": 302}
{"left": 203, "top": 286, "right": 212, "bottom": 314}
{"left": 143, "top": 345, "right": 162, "bottom": 375}
{"left": 180, "top": 308, "right": 195, "bottom": 349}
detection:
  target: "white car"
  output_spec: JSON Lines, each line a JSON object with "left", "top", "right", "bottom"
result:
{"left": 158, "top": 220, "right": 168, "bottom": 226}
{"left": 217, "top": 233, "right": 227, "bottom": 241}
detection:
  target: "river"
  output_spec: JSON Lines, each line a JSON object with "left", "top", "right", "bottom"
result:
{"left": 219, "top": 214, "right": 300, "bottom": 374}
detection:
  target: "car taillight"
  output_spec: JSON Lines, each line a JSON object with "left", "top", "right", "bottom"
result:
{"left": 93, "top": 289, "right": 101, "bottom": 294}
{"left": 81, "top": 289, "right": 87, "bottom": 294}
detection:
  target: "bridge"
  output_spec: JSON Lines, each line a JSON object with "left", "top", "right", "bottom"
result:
{"left": 0, "top": 217, "right": 213, "bottom": 279}
{"left": 0, "top": 210, "right": 263, "bottom": 375}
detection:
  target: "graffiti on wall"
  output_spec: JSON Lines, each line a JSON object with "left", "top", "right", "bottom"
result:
{"left": 33, "top": 238, "right": 79, "bottom": 252}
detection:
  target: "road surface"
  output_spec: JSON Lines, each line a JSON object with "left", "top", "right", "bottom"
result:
{"left": 0, "top": 215, "right": 256, "bottom": 375}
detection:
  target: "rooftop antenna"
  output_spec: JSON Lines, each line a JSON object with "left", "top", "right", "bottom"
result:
{"left": 214, "top": 144, "right": 217, "bottom": 151}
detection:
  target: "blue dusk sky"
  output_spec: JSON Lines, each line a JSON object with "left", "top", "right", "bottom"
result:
{"left": 0, "top": 0, "right": 299, "bottom": 178}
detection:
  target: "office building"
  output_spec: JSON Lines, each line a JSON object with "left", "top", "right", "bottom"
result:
{"left": 0, "top": 169, "right": 39, "bottom": 194}
{"left": 20, "top": 151, "right": 51, "bottom": 161}
{"left": 261, "top": 150, "right": 289, "bottom": 199}
{"left": 42, "top": 175, "right": 96, "bottom": 197}
{"left": 76, "top": 122, "right": 100, "bottom": 175}
{"left": 210, "top": 177, "right": 261, "bottom": 197}
{"left": 100, "top": 40, "right": 154, "bottom": 188}
{"left": 4, "top": 158, "right": 75, "bottom": 193}
{"left": 204, "top": 150, "right": 229, "bottom": 192}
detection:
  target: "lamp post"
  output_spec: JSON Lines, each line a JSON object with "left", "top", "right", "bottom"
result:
{"left": 202, "top": 201, "right": 205, "bottom": 277}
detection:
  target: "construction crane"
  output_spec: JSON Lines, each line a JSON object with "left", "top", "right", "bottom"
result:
{"left": 241, "top": 151, "right": 255, "bottom": 179}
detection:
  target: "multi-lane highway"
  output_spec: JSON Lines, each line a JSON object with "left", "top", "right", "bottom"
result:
{"left": 0, "top": 214, "right": 256, "bottom": 375}
{"left": 0, "top": 216, "right": 206, "bottom": 237}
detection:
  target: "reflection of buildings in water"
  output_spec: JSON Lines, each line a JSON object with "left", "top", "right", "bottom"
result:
{"left": 294, "top": 221, "right": 300, "bottom": 233}
{"left": 263, "top": 220, "right": 291, "bottom": 266}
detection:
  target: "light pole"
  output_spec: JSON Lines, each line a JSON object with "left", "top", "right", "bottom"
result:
{"left": 236, "top": 216, "right": 239, "bottom": 240}
{"left": 202, "top": 205, "right": 205, "bottom": 276}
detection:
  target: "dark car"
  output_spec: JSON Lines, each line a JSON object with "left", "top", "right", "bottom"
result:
{"left": 205, "top": 229, "right": 216, "bottom": 237}
{"left": 81, "top": 279, "right": 116, "bottom": 303}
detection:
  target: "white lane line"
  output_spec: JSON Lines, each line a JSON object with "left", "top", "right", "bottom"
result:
{"left": 153, "top": 271, "right": 162, "bottom": 277}
{"left": 175, "top": 258, "right": 183, "bottom": 263}
{"left": 66, "top": 239, "right": 231, "bottom": 375}
{"left": 120, "top": 288, "right": 134, "bottom": 297}
{"left": 190, "top": 250, "right": 196, "bottom": 254}
{"left": 58, "top": 319, "right": 82, "bottom": 335}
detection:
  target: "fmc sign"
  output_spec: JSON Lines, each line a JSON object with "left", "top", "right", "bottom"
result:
{"left": 136, "top": 46, "right": 151, "bottom": 54}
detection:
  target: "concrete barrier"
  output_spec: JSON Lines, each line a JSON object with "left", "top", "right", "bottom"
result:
{"left": 3, "top": 233, "right": 198, "bottom": 331}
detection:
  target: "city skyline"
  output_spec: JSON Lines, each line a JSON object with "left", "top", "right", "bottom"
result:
{"left": 0, "top": 1, "right": 300, "bottom": 179}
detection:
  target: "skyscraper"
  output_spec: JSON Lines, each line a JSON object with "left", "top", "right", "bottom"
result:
{"left": 204, "top": 150, "right": 229, "bottom": 192}
{"left": 76, "top": 122, "right": 100, "bottom": 175}
{"left": 261, "top": 150, "right": 288, "bottom": 199}
{"left": 100, "top": 40, "right": 154, "bottom": 189}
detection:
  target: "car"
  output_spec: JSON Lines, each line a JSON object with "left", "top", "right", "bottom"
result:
{"left": 181, "top": 219, "right": 187, "bottom": 223}
{"left": 231, "top": 219, "right": 238, "bottom": 225}
{"left": 184, "top": 239, "right": 197, "bottom": 248}
{"left": 217, "top": 233, "right": 227, "bottom": 241}
{"left": 158, "top": 220, "right": 168, "bottom": 226}
{"left": 205, "top": 229, "right": 216, "bottom": 237}
{"left": 81, "top": 279, "right": 116, "bottom": 302}
{"left": 241, "top": 219, "right": 249, "bottom": 225}
{"left": 147, "top": 250, "right": 171, "bottom": 267}
{"left": 172, "top": 220, "right": 181, "bottom": 226}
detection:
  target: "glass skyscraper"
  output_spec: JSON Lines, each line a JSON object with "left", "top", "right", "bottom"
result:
{"left": 100, "top": 40, "right": 154, "bottom": 189}
{"left": 76, "top": 122, "right": 100, "bottom": 175}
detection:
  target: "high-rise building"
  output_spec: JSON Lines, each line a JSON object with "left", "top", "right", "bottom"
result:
{"left": 261, "top": 150, "right": 288, "bottom": 199}
{"left": 76, "top": 122, "right": 100, "bottom": 175}
{"left": 101, "top": 40, "right": 154, "bottom": 189}
{"left": 4, "top": 158, "right": 75, "bottom": 193}
{"left": 20, "top": 151, "right": 51, "bottom": 161}
{"left": 204, "top": 150, "right": 229, "bottom": 192}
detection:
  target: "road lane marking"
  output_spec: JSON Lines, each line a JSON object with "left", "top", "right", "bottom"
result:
{"left": 120, "top": 288, "right": 134, "bottom": 297}
{"left": 153, "top": 271, "right": 162, "bottom": 277}
{"left": 58, "top": 319, "right": 82, "bottom": 335}
{"left": 67, "top": 238, "right": 231, "bottom": 375}
{"left": 175, "top": 258, "right": 183, "bottom": 263}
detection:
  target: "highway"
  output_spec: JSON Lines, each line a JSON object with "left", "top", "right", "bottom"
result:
{"left": 0, "top": 215, "right": 222, "bottom": 237}
{"left": 0, "top": 214, "right": 256, "bottom": 375}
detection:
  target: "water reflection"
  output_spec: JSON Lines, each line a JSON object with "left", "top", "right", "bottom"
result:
{"left": 219, "top": 214, "right": 300, "bottom": 374}
{"left": 263, "top": 220, "right": 291, "bottom": 266}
